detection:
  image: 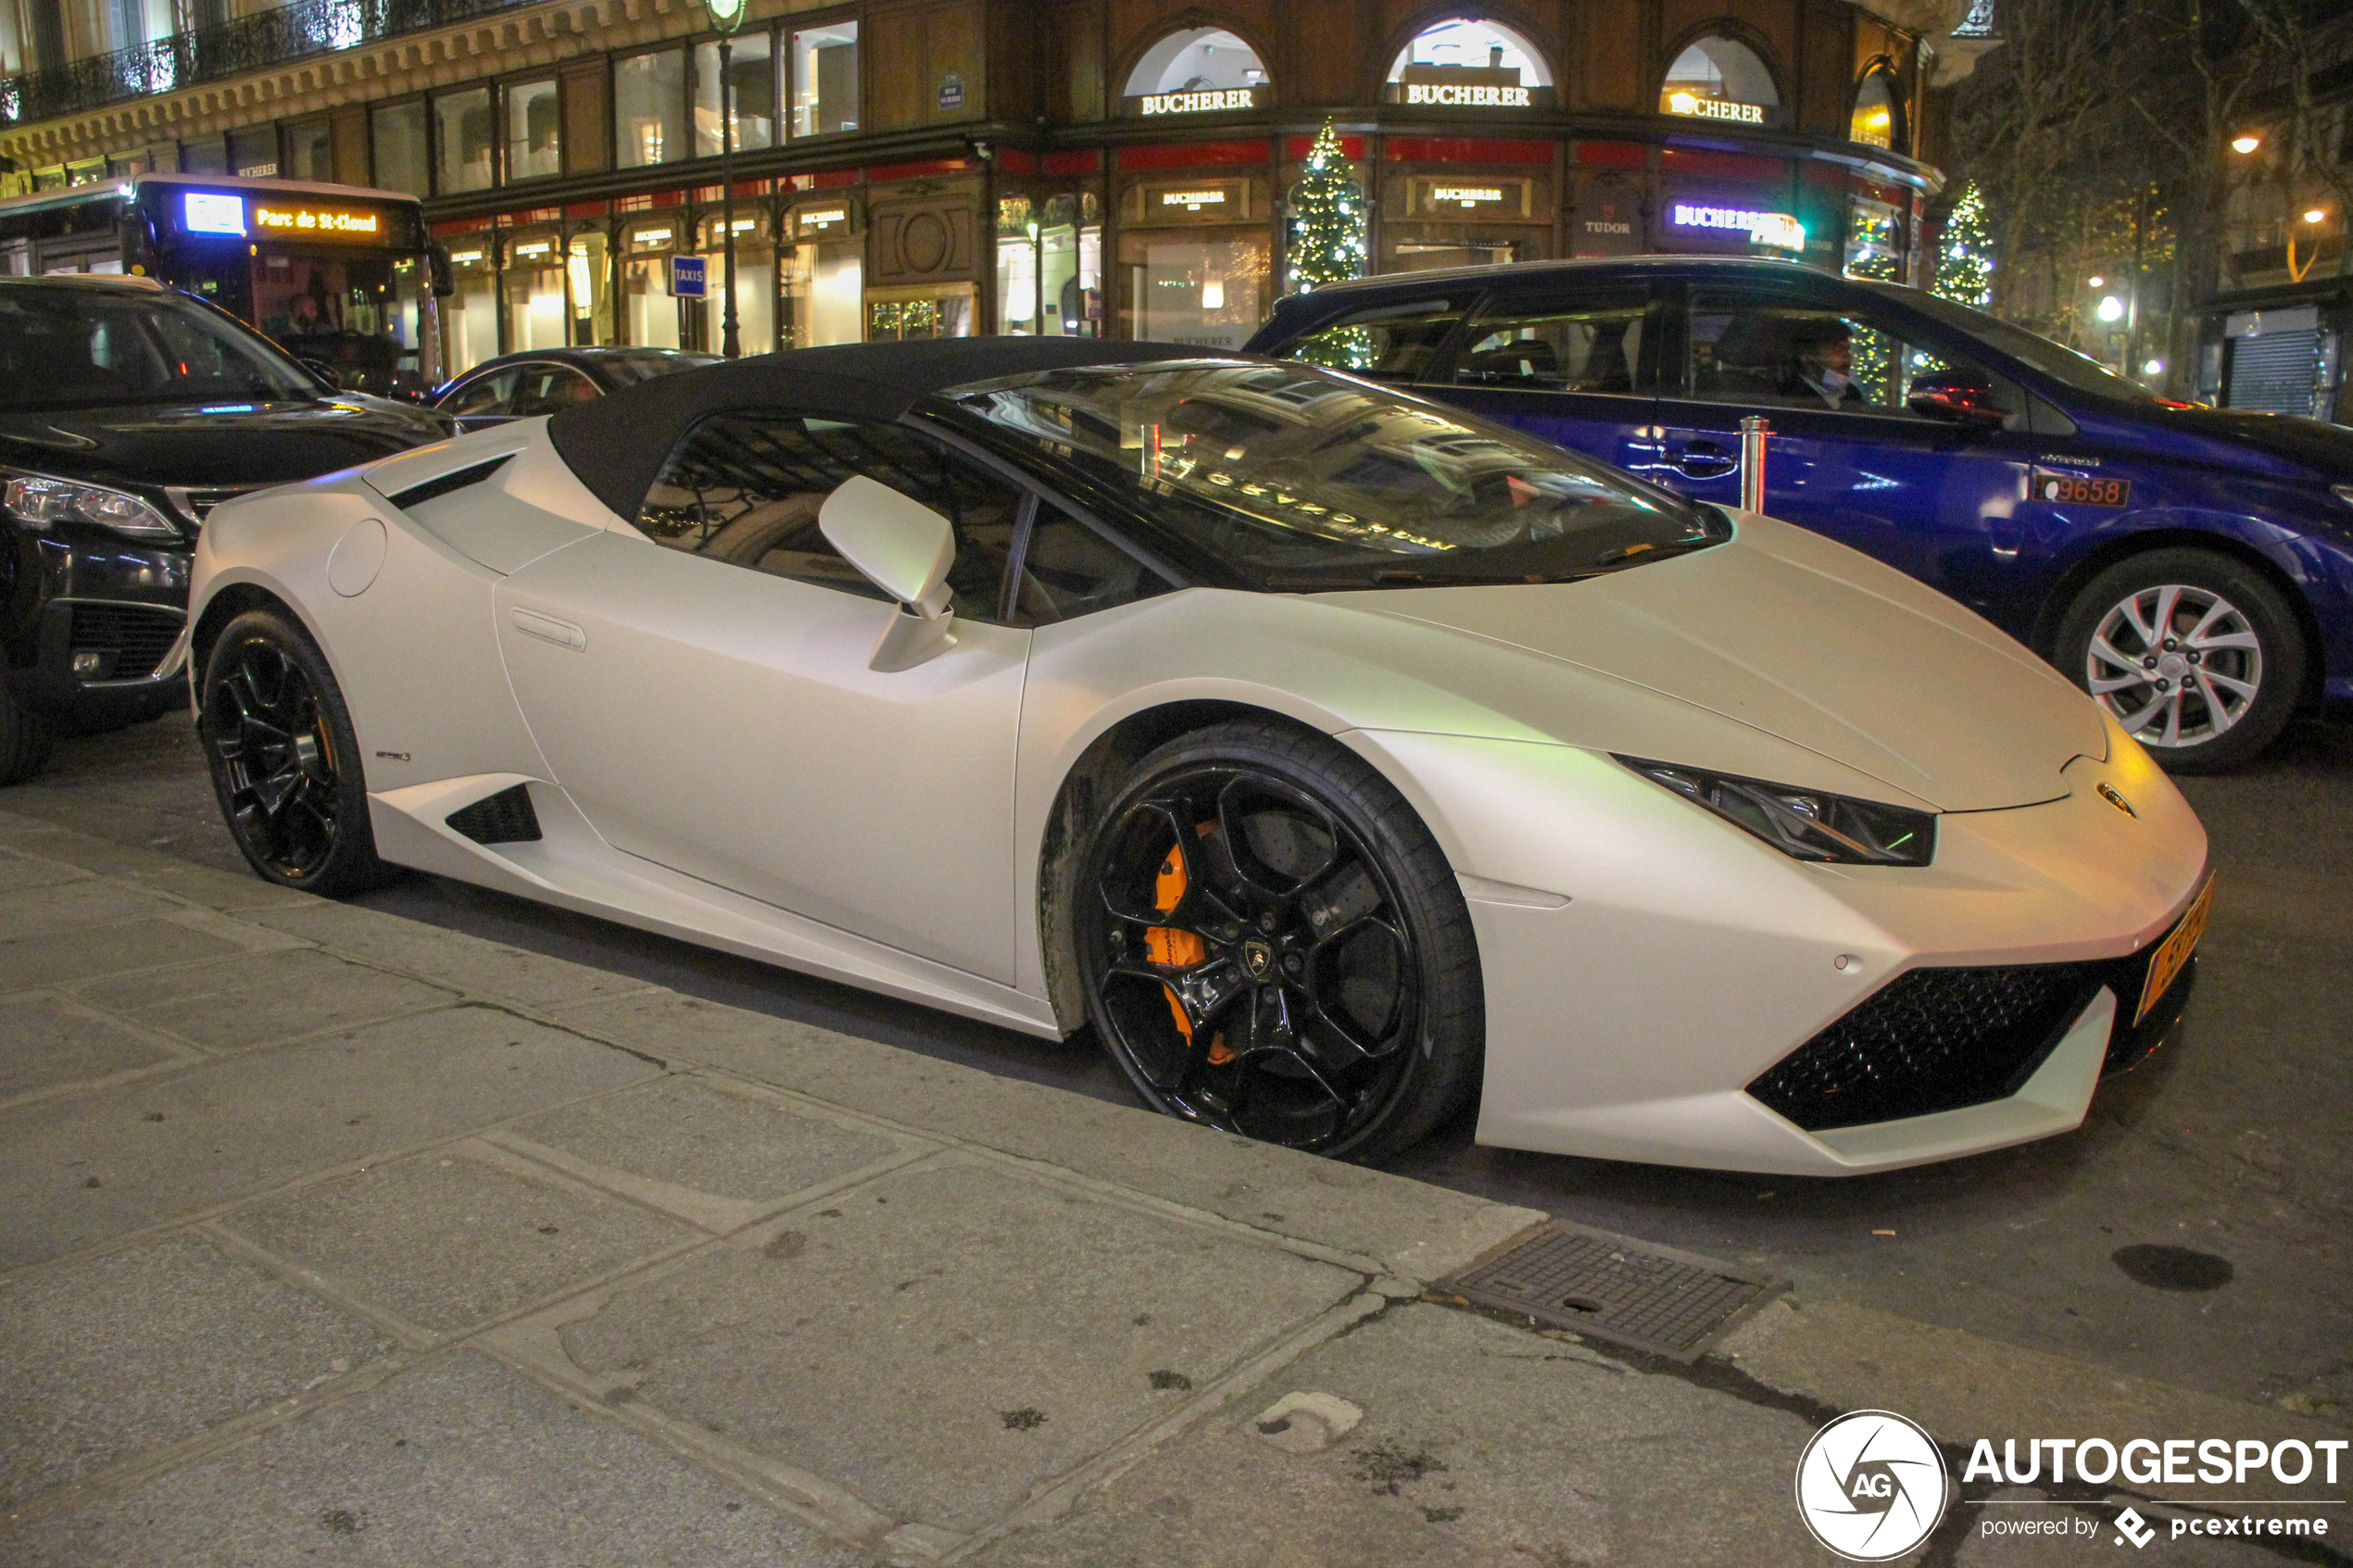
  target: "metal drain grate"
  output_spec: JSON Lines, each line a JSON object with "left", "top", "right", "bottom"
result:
{"left": 1435, "top": 1222, "right": 1786, "bottom": 1362}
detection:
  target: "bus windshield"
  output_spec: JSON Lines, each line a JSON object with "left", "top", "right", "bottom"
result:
{"left": 0, "top": 283, "right": 321, "bottom": 409}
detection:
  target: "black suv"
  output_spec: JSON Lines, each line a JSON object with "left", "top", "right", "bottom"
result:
{"left": 0, "top": 275, "right": 450, "bottom": 783}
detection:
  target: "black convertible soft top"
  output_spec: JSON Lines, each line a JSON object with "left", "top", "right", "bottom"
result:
{"left": 547, "top": 336, "right": 1204, "bottom": 521}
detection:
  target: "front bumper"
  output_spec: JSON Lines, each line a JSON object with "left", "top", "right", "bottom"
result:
{"left": 1349, "top": 721, "right": 2210, "bottom": 1176}
{"left": 3, "top": 531, "right": 191, "bottom": 726}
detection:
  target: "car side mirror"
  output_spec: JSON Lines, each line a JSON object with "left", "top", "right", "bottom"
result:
{"left": 1906, "top": 372, "right": 2008, "bottom": 429}
{"left": 296, "top": 356, "right": 342, "bottom": 392}
{"left": 819, "top": 474, "right": 959, "bottom": 671}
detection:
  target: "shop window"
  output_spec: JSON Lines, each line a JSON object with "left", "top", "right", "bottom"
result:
{"left": 1385, "top": 18, "right": 1554, "bottom": 108}
{"left": 505, "top": 79, "right": 561, "bottom": 182}
{"left": 228, "top": 126, "right": 278, "bottom": 179}
{"left": 617, "top": 49, "right": 687, "bottom": 167}
{"left": 867, "top": 283, "right": 973, "bottom": 341}
{"left": 1275, "top": 297, "right": 1467, "bottom": 381}
{"left": 444, "top": 243, "right": 498, "bottom": 372}
{"left": 1851, "top": 68, "right": 1902, "bottom": 151}
{"left": 285, "top": 119, "right": 333, "bottom": 182}
{"left": 696, "top": 34, "right": 776, "bottom": 157}
{"left": 181, "top": 138, "right": 229, "bottom": 176}
{"left": 1454, "top": 292, "right": 1648, "bottom": 393}
{"left": 1119, "top": 233, "right": 1267, "bottom": 350}
{"left": 434, "top": 88, "right": 494, "bottom": 194}
{"left": 1122, "top": 27, "right": 1267, "bottom": 116}
{"left": 504, "top": 234, "right": 569, "bottom": 351}
{"left": 636, "top": 412, "right": 1023, "bottom": 621}
{"left": 781, "top": 219, "right": 863, "bottom": 348}
{"left": 995, "top": 193, "right": 1101, "bottom": 337}
{"left": 623, "top": 223, "right": 685, "bottom": 348}
{"left": 1659, "top": 34, "right": 1782, "bottom": 129}
{"left": 570, "top": 232, "right": 610, "bottom": 345}
{"left": 791, "top": 20, "right": 859, "bottom": 137}
{"left": 371, "top": 101, "right": 428, "bottom": 197}
{"left": 1845, "top": 196, "right": 1904, "bottom": 282}
{"left": 696, "top": 210, "right": 775, "bottom": 354}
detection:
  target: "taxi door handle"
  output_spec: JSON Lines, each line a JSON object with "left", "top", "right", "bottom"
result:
{"left": 1674, "top": 439, "right": 1740, "bottom": 479}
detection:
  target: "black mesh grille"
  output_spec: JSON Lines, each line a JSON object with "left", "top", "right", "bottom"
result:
{"left": 1749, "top": 963, "right": 2105, "bottom": 1131}
{"left": 444, "top": 784, "right": 542, "bottom": 846}
{"left": 68, "top": 603, "right": 184, "bottom": 681}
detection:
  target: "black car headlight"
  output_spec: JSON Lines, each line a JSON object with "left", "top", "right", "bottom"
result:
{"left": 1616, "top": 756, "right": 1936, "bottom": 866}
{"left": 3, "top": 470, "right": 182, "bottom": 542}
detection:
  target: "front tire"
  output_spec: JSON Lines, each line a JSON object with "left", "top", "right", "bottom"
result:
{"left": 2054, "top": 548, "right": 2306, "bottom": 773}
{"left": 0, "top": 686, "right": 54, "bottom": 787}
{"left": 199, "top": 608, "right": 392, "bottom": 896}
{"left": 1070, "top": 720, "right": 1482, "bottom": 1163}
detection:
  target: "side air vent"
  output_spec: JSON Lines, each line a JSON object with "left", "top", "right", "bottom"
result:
{"left": 385, "top": 454, "right": 514, "bottom": 511}
{"left": 444, "top": 784, "right": 542, "bottom": 846}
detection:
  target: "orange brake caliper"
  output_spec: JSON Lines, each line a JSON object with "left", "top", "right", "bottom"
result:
{"left": 1144, "top": 836, "right": 1232, "bottom": 1064}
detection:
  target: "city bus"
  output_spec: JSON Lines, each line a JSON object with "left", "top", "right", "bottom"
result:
{"left": 0, "top": 173, "right": 443, "bottom": 397}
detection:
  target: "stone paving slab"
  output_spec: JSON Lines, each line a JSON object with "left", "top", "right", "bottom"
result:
{"left": 1, "top": 1351, "right": 867, "bottom": 1568}
{"left": 0, "top": 848, "right": 87, "bottom": 897}
{"left": 968, "top": 1300, "right": 1827, "bottom": 1568}
{"left": 0, "top": 1232, "right": 390, "bottom": 1511}
{"left": 0, "top": 1005, "right": 660, "bottom": 1270}
{"left": 551, "top": 989, "right": 1541, "bottom": 1284}
{"left": 0, "top": 914, "right": 250, "bottom": 993}
{"left": 249, "top": 899, "right": 661, "bottom": 1010}
{"left": 0, "top": 993, "right": 188, "bottom": 1104}
{"left": 0, "top": 878, "right": 184, "bottom": 941}
{"left": 511, "top": 1074, "right": 903, "bottom": 1207}
{"left": 0, "top": 824, "right": 313, "bottom": 911}
{"left": 74, "top": 947, "right": 459, "bottom": 1054}
{"left": 222, "top": 1140, "right": 700, "bottom": 1337}
{"left": 547, "top": 1156, "right": 1364, "bottom": 1537}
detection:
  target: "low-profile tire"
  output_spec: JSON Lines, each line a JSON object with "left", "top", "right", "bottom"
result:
{"left": 1070, "top": 719, "right": 1483, "bottom": 1164}
{"left": 198, "top": 608, "right": 393, "bottom": 896}
{"left": 2053, "top": 547, "right": 2306, "bottom": 773}
{"left": 0, "top": 687, "right": 54, "bottom": 787}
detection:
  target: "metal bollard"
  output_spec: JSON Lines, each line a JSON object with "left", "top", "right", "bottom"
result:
{"left": 1739, "top": 416, "right": 1769, "bottom": 513}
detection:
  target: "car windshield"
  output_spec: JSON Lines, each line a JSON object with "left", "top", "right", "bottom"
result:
{"left": 1893, "top": 289, "right": 2157, "bottom": 404}
{"left": 0, "top": 285, "right": 318, "bottom": 408}
{"left": 598, "top": 350, "right": 723, "bottom": 387}
{"left": 946, "top": 359, "right": 1725, "bottom": 590}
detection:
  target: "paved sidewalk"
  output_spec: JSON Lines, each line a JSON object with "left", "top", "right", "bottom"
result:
{"left": 1, "top": 804, "right": 2346, "bottom": 1567}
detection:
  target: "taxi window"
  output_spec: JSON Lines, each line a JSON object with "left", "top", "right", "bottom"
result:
{"left": 1277, "top": 297, "right": 1466, "bottom": 381}
{"left": 1453, "top": 290, "right": 1649, "bottom": 394}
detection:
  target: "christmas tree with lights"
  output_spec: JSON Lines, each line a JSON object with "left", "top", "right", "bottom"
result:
{"left": 1933, "top": 181, "right": 1995, "bottom": 309}
{"left": 1287, "top": 120, "right": 1369, "bottom": 367}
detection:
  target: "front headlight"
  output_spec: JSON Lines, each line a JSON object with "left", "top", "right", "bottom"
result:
{"left": 1616, "top": 756, "right": 1937, "bottom": 866}
{"left": 2, "top": 470, "right": 182, "bottom": 541}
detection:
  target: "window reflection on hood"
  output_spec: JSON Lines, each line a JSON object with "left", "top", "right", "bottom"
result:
{"left": 948, "top": 358, "right": 1726, "bottom": 589}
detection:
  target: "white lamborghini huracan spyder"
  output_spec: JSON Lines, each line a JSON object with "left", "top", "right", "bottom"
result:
{"left": 182, "top": 340, "right": 2211, "bottom": 1175}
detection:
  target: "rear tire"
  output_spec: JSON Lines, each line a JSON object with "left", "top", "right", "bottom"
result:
{"left": 2053, "top": 548, "right": 2305, "bottom": 773}
{"left": 198, "top": 608, "right": 394, "bottom": 896}
{"left": 1068, "top": 719, "right": 1483, "bottom": 1164}
{"left": 0, "top": 687, "right": 54, "bottom": 787}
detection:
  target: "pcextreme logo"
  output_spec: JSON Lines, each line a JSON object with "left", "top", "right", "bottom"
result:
{"left": 1795, "top": 1410, "right": 1952, "bottom": 1561}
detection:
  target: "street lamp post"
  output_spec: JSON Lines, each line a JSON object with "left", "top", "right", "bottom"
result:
{"left": 704, "top": 0, "right": 746, "bottom": 358}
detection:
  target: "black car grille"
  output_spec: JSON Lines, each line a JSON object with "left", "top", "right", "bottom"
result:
{"left": 69, "top": 603, "right": 185, "bottom": 682}
{"left": 445, "top": 784, "right": 542, "bottom": 846}
{"left": 1747, "top": 924, "right": 2197, "bottom": 1132}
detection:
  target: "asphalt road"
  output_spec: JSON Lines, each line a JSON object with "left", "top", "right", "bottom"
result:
{"left": 23, "top": 707, "right": 2349, "bottom": 1429}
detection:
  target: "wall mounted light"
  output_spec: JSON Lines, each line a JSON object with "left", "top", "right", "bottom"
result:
{"left": 2231, "top": 133, "right": 2261, "bottom": 154}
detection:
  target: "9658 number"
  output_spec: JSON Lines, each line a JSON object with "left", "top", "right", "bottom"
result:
{"left": 2038, "top": 473, "right": 2131, "bottom": 507}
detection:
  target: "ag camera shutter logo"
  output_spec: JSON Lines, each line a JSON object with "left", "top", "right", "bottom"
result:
{"left": 1795, "top": 1411, "right": 1951, "bottom": 1561}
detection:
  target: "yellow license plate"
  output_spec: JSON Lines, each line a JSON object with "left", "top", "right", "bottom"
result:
{"left": 2137, "top": 875, "right": 2215, "bottom": 1024}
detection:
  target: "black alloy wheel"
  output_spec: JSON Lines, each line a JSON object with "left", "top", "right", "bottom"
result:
{"left": 1075, "top": 721, "right": 1482, "bottom": 1162}
{"left": 200, "top": 609, "right": 391, "bottom": 896}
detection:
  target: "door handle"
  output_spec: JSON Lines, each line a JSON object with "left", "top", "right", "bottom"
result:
{"left": 510, "top": 607, "right": 585, "bottom": 651}
{"left": 1675, "top": 440, "right": 1740, "bottom": 479}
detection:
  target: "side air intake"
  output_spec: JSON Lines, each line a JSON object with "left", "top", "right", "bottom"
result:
{"left": 444, "top": 784, "right": 542, "bottom": 846}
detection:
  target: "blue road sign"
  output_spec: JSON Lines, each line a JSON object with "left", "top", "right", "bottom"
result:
{"left": 670, "top": 255, "right": 707, "bottom": 298}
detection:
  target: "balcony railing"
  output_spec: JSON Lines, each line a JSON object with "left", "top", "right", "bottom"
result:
{"left": 1, "top": 0, "right": 535, "bottom": 130}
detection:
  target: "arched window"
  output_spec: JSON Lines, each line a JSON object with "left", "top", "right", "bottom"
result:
{"left": 1851, "top": 67, "right": 1902, "bottom": 150}
{"left": 1386, "top": 17, "right": 1555, "bottom": 109}
{"left": 1660, "top": 33, "right": 1782, "bottom": 129}
{"left": 1123, "top": 27, "right": 1268, "bottom": 116}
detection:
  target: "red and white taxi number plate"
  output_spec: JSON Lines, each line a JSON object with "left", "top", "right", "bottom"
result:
{"left": 2137, "top": 875, "right": 2215, "bottom": 1024}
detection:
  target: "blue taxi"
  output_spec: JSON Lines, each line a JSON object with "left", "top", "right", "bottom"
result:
{"left": 1247, "top": 257, "right": 2353, "bottom": 771}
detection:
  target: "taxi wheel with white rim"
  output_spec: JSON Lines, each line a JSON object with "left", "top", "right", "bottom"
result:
{"left": 198, "top": 608, "right": 395, "bottom": 896}
{"left": 0, "top": 687, "right": 55, "bottom": 787}
{"left": 1071, "top": 719, "right": 1484, "bottom": 1164}
{"left": 2055, "top": 548, "right": 2305, "bottom": 773}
